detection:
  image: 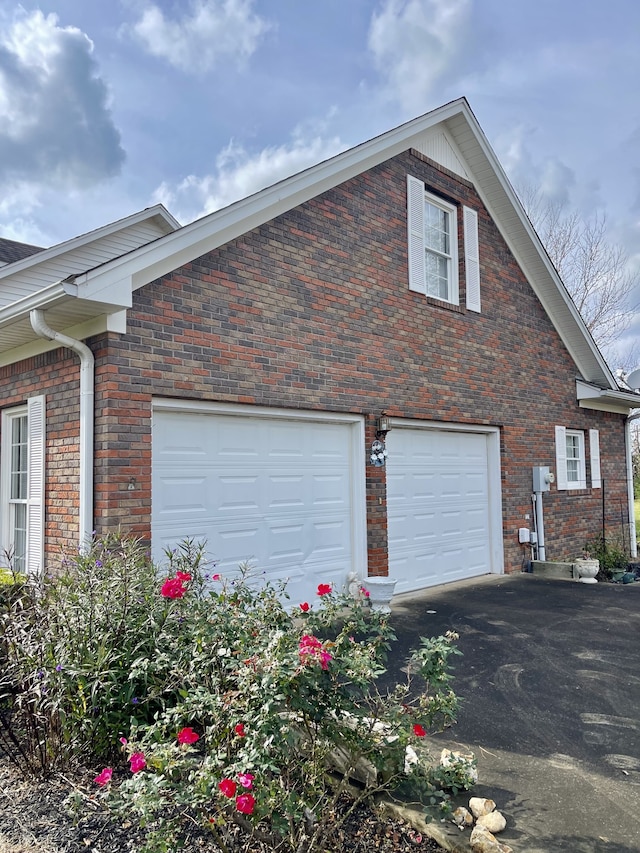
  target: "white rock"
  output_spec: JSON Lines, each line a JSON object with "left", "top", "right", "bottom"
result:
{"left": 470, "top": 824, "right": 513, "bottom": 853}
{"left": 452, "top": 806, "right": 474, "bottom": 828}
{"left": 477, "top": 810, "right": 507, "bottom": 833}
{"left": 469, "top": 796, "right": 496, "bottom": 818}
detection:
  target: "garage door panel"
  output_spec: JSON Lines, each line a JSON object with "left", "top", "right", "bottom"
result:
{"left": 388, "top": 427, "right": 494, "bottom": 593}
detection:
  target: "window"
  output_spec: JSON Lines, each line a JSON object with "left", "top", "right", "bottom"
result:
{"left": 407, "top": 175, "right": 480, "bottom": 310}
{"left": 424, "top": 194, "right": 456, "bottom": 300}
{"left": 555, "top": 426, "right": 599, "bottom": 490}
{"left": 565, "top": 431, "right": 586, "bottom": 488}
{"left": 1, "top": 396, "right": 45, "bottom": 574}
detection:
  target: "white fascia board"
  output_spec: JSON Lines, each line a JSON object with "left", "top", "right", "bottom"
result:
{"left": 576, "top": 379, "right": 640, "bottom": 413}
{"left": 0, "top": 204, "right": 179, "bottom": 281}
{"left": 0, "top": 281, "right": 68, "bottom": 326}
{"left": 67, "top": 273, "right": 133, "bottom": 308}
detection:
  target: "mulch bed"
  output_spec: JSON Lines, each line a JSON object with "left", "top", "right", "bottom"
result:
{"left": 0, "top": 756, "right": 445, "bottom": 853}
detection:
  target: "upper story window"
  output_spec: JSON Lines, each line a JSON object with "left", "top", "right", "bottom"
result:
{"left": 423, "top": 194, "right": 458, "bottom": 301}
{"left": 407, "top": 175, "right": 480, "bottom": 311}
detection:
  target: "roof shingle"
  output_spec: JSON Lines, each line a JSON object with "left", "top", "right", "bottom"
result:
{"left": 0, "top": 237, "right": 44, "bottom": 265}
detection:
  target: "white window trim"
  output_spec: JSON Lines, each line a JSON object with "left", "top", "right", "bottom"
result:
{"left": 423, "top": 189, "right": 458, "bottom": 303}
{"left": 1, "top": 396, "right": 45, "bottom": 575}
{"left": 555, "top": 425, "right": 586, "bottom": 490}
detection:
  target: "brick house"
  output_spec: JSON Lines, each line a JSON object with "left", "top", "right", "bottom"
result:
{"left": 1, "top": 98, "right": 638, "bottom": 601}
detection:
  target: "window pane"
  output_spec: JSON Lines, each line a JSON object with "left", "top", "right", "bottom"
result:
{"left": 566, "top": 459, "right": 579, "bottom": 482}
{"left": 10, "top": 415, "right": 28, "bottom": 500}
{"left": 424, "top": 202, "right": 449, "bottom": 254}
{"left": 425, "top": 252, "right": 449, "bottom": 299}
{"left": 12, "top": 503, "right": 27, "bottom": 574}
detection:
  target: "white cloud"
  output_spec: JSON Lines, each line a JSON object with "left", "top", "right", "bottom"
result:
{"left": 153, "top": 127, "right": 346, "bottom": 222}
{"left": 128, "top": 0, "right": 272, "bottom": 73}
{"left": 367, "top": 0, "right": 471, "bottom": 114}
{"left": 0, "top": 9, "right": 125, "bottom": 189}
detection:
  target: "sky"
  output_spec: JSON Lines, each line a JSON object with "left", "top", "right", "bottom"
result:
{"left": 1, "top": 0, "right": 639, "bottom": 361}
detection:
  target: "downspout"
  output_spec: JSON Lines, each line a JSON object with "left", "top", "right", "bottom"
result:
{"left": 625, "top": 412, "right": 640, "bottom": 559}
{"left": 30, "top": 309, "right": 94, "bottom": 552}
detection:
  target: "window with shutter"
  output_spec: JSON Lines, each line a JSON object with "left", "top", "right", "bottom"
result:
{"left": 407, "top": 175, "right": 479, "bottom": 309}
{"left": 1, "top": 395, "right": 45, "bottom": 574}
{"left": 555, "top": 426, "right": 586, "bottom": 490}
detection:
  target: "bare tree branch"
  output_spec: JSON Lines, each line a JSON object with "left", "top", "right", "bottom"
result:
{"left": 519, "top": 185, "right": 638, "bottom": 351}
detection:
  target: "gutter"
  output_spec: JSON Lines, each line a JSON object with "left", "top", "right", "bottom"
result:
{"left": 30, "top": 309, "right": 94, "bottom": 552}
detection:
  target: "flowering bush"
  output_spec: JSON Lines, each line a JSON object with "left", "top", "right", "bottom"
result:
{"left": 1, "top": 536, "right": 462, "bottom": 852}
{"left": 0, "top": 535, "right": 207, "bottom": 772}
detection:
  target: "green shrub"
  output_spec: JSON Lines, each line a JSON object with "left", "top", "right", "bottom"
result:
{"left": 1, "top": 536, "right": 463, "bottom": 852}
{"left": 585, "top": 535, "right": 629, "bottom": 580}
{"left": 0, "top": 535, "right": 200, "bottom": 772}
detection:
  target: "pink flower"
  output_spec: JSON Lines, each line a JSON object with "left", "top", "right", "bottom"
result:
{"left": 299, "top": 602, "right": 310, "bottom": 612}
{"left": 238, "top": 772, "right": 254, "bottom": 789}
{"left": 218, "top": 778, "right": 237, "bottom": 798}
{"left": 316, "top": 583, "right": 332, "bottom": 596}
{"left": 177, "top": 726, "right": 200, "bottom": 744}
{"left": 129, "top": 752, "right": 146, "bottom": 773}
{"left": 175, "top": 571, "right": 192, "bottom": 582}
{"left": 412, "top": 724, "right": 426, "bottom": 737}
{"left": 236, "top": 793, "right": 256, "bottom": 815}
{"left": 360, "top": 586, "right": 370, "bottom": 598}
{"left": 119, "top": 737, "right": 128, "bottom": 746}
{"left": 161, "top": 577, "right": 186, "bottom": 599}
{"left": 234, "top": 723, "right": 246, "bottom": 738}
{"left": 299, "top": 634, "right": 333, "bottom": 670}
{"left": 94, "top": 767, "right": 113, "bottom": 786}
{"left": 212, "top": 573, "right": 221, "bottom": 581}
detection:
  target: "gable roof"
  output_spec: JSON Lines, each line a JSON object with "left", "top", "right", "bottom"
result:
{"left": 0, "top": 237, "right": 44, "bottom": 265}
{"left": 0, "top": 98, "right": 638, "bottom": 410}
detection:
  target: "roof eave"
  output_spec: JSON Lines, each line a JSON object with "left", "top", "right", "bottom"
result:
{"left": 576, "top": 379, "right": 640, "bottom": 414}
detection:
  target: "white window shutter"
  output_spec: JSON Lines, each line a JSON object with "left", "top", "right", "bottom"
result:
{"left": 555, "top": 425, "right": 567, "bottom": 490}
{"left": 26, "top": 395, "right": 45, "bottom": 576}
{"left": 463, "top": 206, "right": 481, "bottom": 312}
{"left": 589, "top": 429, "right": 601, "bottom": 489}
{"left": 407, "top": 175, "right": 426, "bottom": 294}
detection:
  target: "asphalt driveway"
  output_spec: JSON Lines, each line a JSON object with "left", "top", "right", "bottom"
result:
{"left": 386, "top": 573, "right": 640, "bottom": 852}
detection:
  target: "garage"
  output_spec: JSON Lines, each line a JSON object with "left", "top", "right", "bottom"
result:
{"left": 386, "top": 423, "right": 503, "bottom": 594}
{"left": 152, "top": 401, "right": 366, "bottom": 604}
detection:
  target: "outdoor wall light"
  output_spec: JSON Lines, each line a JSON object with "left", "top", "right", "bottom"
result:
{"left": 370, "top": 413, "right": 391, "bottom": 466}
{"left": 376, "top": 413, "right": 391, "bottom": 439}
{"left": 128, "top": 477, "right": 136, "bottom": 491}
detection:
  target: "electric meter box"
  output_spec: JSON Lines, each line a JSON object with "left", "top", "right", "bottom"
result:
{"left": 532, "top": 466, "right": 551, "bottom": 492}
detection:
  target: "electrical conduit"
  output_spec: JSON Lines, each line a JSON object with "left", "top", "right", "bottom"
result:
{"left": 30, "top": 309, "right": 94, "bottom": 552}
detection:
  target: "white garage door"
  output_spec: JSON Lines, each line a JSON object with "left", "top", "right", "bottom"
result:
{"left": 152, "top": 404, "right": 364, "bottom": 604}
{"left": 387, "top": 426, "right": 499, "bottom": 593}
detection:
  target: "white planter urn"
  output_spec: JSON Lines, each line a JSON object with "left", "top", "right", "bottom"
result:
{"left": 365, "top": 576, "right": 397, "bottom": 613}
{"left": 574, "top": 558, "right": 599, "bottom": 584}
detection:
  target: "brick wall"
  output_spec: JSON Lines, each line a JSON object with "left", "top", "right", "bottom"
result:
{"left": 2, "top": 149, "right": 630, "bottom": 575}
